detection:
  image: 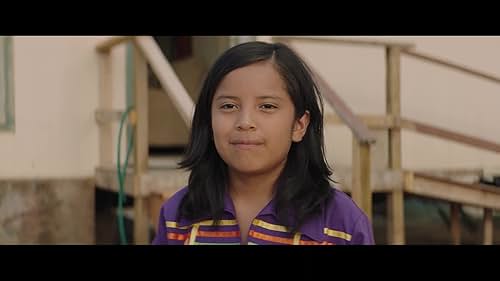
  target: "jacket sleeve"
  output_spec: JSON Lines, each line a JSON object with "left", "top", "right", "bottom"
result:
{"left": 350, "top": 214, "right": 375, "bottom": 245}
{"left": 151, "top": 204, "right": 169, "bottom": 245}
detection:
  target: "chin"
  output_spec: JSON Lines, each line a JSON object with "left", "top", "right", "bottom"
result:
{"left": 230, "top": 164, "right": 268, "bottom": 175}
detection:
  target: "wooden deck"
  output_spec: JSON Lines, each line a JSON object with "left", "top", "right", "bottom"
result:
{"left": 95, "top": 157, "right": 405, "bottom": 197}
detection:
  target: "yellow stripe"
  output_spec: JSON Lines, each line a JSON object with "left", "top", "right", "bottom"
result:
{"left": 293, "top": 232, "right": 301, "bottom": 245}
{"left": 166, "top": 219, "right": 237, "bottom": 229}
{"left": 252, "top": 219, "right": 289, "bottom": 232}
{"left": 189, "top": 224, "right": 199, "bottom": 245}
{"left": 165, "top": 221, "right": 190, "bottom": 229}
{"left": 198, "top": 219, "right": 238, "bottom": 226}
{"left": 323, "top": 228, "right": 352, "bottom": 241}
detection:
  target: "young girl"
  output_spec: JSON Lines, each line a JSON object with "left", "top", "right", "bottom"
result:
{"left": 152, "top": 41, "right": 374, "bottom": 245}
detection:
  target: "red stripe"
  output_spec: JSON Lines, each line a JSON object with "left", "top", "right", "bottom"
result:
{"left": 300, "top": 240, "right": 335, "bottom": 245}
{"left": 249, "top": 230, "right": 294, "bottom": 244}
{"left": 249, "top": 230, "right": 334, "bottom": 245}
{"left": 197, "top": 230, "right": 240, "bottom": 238}
{"left": 167, "top": 232, "right": 189, "bottom": 241}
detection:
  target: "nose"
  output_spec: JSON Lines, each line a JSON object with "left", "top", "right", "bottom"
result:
{"left": 235, "top": 109, "right": 256, "bottom": 131}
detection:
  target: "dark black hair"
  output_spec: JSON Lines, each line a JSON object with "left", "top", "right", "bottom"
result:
{"left": 178, "top": 41, "right": 333, "bottom": 232}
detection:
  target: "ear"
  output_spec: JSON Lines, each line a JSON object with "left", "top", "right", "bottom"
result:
{"left": 292, "top": 110, "right": 310, "bottom": 142}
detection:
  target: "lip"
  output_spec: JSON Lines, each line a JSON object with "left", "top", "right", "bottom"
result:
{"left": 232, "top": 143, "right": 262, "bottom": 150}
{"left": 229, "top": 140, "right": 264, "bottom": 149}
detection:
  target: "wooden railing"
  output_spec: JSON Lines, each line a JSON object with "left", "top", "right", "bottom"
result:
{"left": 326, "top": 114, "right": 500, "bottom": 154}
{"left": 273, "top": 36, "right": 414, "bottom": 50}
{"left": 402, "top": 49, "right": 500, "bottom": 84}
{"left": 96, "top": 36, "right": 132, "bottom": 53}
{"left": 275, "top": 36, "right": 500, "bottom": 245}
{"left": 96, "top": 36, "right": 195, "bottom": 244}
{"left": 96, "top": 36, "right": 194, "bottom": 126}
{"left": 401, "top": 118, "right": 500, "bottom": 154}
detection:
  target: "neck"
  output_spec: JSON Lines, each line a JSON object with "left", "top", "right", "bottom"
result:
{"left": 228, "top": 160, "right": 286, "bottom": 203}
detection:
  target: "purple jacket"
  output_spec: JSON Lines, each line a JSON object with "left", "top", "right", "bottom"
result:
{"left": 152, "top": 186, "right": 374, "bottom": 245}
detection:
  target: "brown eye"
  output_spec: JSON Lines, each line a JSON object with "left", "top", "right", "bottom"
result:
{"left": 259, "top": 104, "right": 278, "bottom": 110}
{"left": 220, "top": 103, "right": 238, "bottom": 110}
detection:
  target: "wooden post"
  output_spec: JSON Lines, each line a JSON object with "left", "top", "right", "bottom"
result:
{"left": 386, "top": 189, "right": 404, "bottom": 244}
{"left": 97, "top": 51, "right": 113, "bottom": 168}
{"left": 352, "top": 137, "right": 372, "bottom": 221}
{"left": 132, "top": 45, "right": 150, "bottom": 245}
{"left": 386, "top": 46, "right": 405, "bottom": 244}
{"left": 450, "top": 203, "right": 461, "bottom": 245}
{"left": 483, "top": 208, "right": 493, "bottom": 245}
{"left": 133, "top": 36, "right": 194, "bottom": 127}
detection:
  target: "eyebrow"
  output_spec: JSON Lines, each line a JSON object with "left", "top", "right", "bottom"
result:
{"left": 214, "top": 95, "right": 283, "bottom": 101}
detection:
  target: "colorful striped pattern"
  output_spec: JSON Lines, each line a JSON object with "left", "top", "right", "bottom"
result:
{"left": 164, "top": 218, "right": 351, "bottom": 245}
{"left": 165, "top": 219, "right": 240, "bottom": 245}
{"left": 250, "top": 220, "right": 337, "bottom": 245}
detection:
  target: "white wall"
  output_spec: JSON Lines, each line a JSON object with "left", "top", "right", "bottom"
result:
{"left": 0, "top": 36, "right": 127, "bottom": 178}
{"left": 291, "top": 36, "right": 500, "bottom": 172}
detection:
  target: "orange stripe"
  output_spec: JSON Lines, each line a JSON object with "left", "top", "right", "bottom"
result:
{"left": 249, "top": 230, "right": 294, "bottom": 244}
{"left": 249, "top": 230, "right": 335, "bottom": 245}
{"left": 197, "top": 230, "right": 240, "bottom": 238}
{"left": 167, "top": 232, "right": 189, "bottom": 241}
{"left": 299, "top": 240, "right": 335, "bottom": 245}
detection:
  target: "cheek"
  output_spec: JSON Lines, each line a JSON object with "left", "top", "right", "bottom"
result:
{"left": 270, "top": 113, "right": 296, "bottom": 139}
{"left": 261, "top": 121, "right": 294, "bottom": 151}
{"left": 211, "top": 115, "right": 231, "bottom": 151}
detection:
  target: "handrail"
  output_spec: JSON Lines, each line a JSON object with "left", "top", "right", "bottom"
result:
{"left": 133, "top": 36, "right": 194, "bottom": 126}
{"left": 412, "top": 172, "right": 500, "bottom": 199}
{"left": 95, "top": 36, "right": 195, "bottom": 127}
{"left": 326, "top": 113, "right": 500, "bottom": 153}
{"left": 96, "top": 36, "right": 133, "bottom": 53}
{"left": 274, "top": 36, "right": 415, "bottom": 50}
{"left": 274, "top": 37, "right": 500, "bottom": 87}
{"left": 402, "top": 49, "right": 500, "bottom": 85}
{"left": 325, "top": 113, "right": 395, "bottom": 129}
{"left": 281, "top": 41, "right": 375, "bottom": 144}
{"left": 313, "top": 67, "right": 376, "bottom": 143}
{"left": 401, "top": 118, "right": 500, "bottom": 154}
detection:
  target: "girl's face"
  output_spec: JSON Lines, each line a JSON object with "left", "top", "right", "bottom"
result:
{"left": 211, "top": 60, "right": 310, "bottom": 177}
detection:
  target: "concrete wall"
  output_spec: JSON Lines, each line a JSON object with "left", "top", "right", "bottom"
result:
{"left": 0, "top": 178, "right": 94, "bottom": 244}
